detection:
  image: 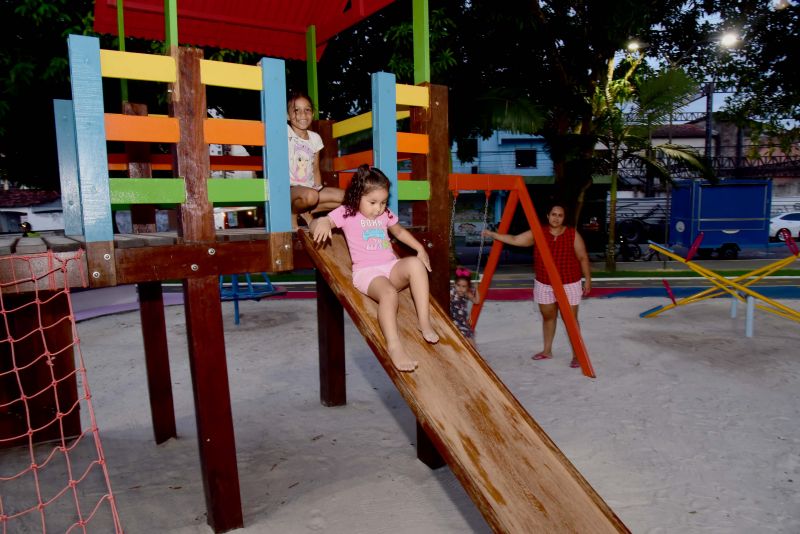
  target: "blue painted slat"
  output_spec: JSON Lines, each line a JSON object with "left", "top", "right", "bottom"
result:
{"left": 53, "top": 99, "right": 83, "bottom": 236}
{"left": 371, "top": 72, "right": 398, "bottom": 215}
{"left": 68, "top": 35, "right": 113, "bottom": 242}
{"left": 261, "top": 58, "right": 291, "bottom": 233}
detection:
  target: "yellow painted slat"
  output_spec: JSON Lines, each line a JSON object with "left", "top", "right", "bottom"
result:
{"left": 332, "top": 112, "right": 372, "bottom": 138}
{"left": 200, "top": 60, "right": 263, "bottom": 90}
{"left": 396, "top": 84, "right": 429, "bottom": 108}
{"left": 332, "top": 110, "right": 412, "bottom": 138}
{"left": 99, "top": 50, "right": 176, "bottom": 82}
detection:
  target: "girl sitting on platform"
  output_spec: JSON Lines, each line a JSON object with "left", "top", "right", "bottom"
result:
{"left": 311, "top": 164, "right": 438, "bottom": 372}
{"left": 287, "top": 92, "right": 344, "bottom": 227}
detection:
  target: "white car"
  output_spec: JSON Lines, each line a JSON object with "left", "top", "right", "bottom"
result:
{"left": 769, "top": 212, "right": 800, "bottom": 241}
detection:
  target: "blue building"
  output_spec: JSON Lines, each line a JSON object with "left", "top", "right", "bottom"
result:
{"left": 451, "top": 131, "right": 554, "bottom": 179}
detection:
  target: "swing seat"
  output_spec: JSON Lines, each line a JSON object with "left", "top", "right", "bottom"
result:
{"left": 219, "top": 273, "right": 287, "bottom": 325}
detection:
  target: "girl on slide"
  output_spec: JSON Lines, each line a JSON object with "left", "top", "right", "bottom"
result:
{"left": 311, "top": 164, "right": 438, "bottom": 372}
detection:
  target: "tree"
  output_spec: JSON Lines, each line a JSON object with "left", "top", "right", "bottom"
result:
{"left": 372, "top": 0, "right": 706, "bottom": 222}
{"left": 594, "top": 62, "right": 712, "bottom": 271}
{"left": 647, "top": 1, "right": 799, "bottom": 147}
{"left": 0, "top": 0, "right": 96, "bottom": 190}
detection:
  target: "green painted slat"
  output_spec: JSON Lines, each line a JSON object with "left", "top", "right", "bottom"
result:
{"left": 413, "top": 0, "right": 430, "bottom": 84}
{"left": 398, "top": 180, "right": 430, "bottom": 201}
{"left": 110, "top": 178, "right": 185, "bottom": 205}
{"left": 164, "top": 0, "right": 178, "bottom": 49}
{"left": 306, "top": 25, "right": 319, "bottom": 120}
{"left": 110, "top": 178, "right": 269, "bottom": 206}
{"left": 208, "top": 179, "right": 267, "bottom": 203}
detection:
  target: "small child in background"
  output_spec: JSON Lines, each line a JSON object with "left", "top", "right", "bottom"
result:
{"left": 450, "top": 267, "right": 480, "bottom": 345}
{"left": 311, "top": 164, "right": 438, "bottom": 372}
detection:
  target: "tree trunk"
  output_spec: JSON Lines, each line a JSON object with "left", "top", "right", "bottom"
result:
{"left": 605, "top": 172, "right": 618, "bottom": 272}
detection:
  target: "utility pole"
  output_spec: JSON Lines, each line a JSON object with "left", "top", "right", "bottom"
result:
{"left": 704, "top": 81, "right": 714, "bottom": 159}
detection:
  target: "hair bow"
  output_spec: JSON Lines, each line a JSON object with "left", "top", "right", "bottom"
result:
{"left": 455, "top": 267, "right": 471, "bottom": 277}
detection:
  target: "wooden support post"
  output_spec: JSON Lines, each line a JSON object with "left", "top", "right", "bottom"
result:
{"left": 138, "top": 281, "right": 177, "bottom": 443}
{"left": 315, "top": 120, "right": 337, "bottom": 188}
{"left": 410, "top": 84, "right": 450, "bottom": 306}
{"left": 171, "top": 46, "right": 243, "bottom": 532}
{"left": 415, "top": 420, "right": 445, "bottom": 469}
{"left": 313, "top": 119, "right": 347, "bottom": 406}
{"left": 123, "top": 101, "right": 177, "bottom": 444}
{"left": 316, "top": 269, "right": 346, "bottom": 406}
{"left": 410, "top": 83, "right": 449, "bottom": 470}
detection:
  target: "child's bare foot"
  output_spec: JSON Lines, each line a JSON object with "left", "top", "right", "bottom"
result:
{"left": 418, "top": 326, "right": 439, "bottom": 344}
{"left": 387, "top": 342, "right": 418, "bottom": 372}
{"left": 421, "top": 330, "right": 439, "bottom": 344}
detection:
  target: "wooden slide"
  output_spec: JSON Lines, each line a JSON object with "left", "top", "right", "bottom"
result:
{"left": 301, "top": 232, "right": 629, "bottom": 533}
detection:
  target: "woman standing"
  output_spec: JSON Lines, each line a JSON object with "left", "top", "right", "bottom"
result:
{"left": 482, "top": 204, "right": 591, "bottom": 368}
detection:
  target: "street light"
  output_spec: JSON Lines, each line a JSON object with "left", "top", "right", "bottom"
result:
{"left": 703, "top": 31, "right": 739, "bottom": 159}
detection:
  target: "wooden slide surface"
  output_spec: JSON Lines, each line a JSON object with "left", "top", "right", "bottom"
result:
{"left": 301, "top": 232, "right": 628, "bottom": 533}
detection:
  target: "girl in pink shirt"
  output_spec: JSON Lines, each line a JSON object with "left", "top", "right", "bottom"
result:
{"left": 311, "top": 164, "right": 439, "bottom": 372}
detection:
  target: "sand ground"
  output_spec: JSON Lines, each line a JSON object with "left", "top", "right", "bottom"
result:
{"left": 5, "top": 294, "right": 800, "bottom": 533}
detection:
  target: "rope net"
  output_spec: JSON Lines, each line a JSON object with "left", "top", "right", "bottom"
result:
{"left": 0, "top": 251, "right": 123, "bottom": 533}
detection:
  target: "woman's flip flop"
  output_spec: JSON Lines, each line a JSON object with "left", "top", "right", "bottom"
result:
{"left": 569, "top": 358, "right": 580, "bottom": 368}
{"left": 532, "top": 353, "right": 552, "bottom": 360}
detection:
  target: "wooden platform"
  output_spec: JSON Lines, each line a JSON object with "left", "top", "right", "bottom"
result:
{"left": 301, "top": 231, "right": 629, "bottom": 533}
{"left": 0, "top": 230, "right": 301, "bottom": 294}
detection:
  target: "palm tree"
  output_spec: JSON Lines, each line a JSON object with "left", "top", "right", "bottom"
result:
{"left": 594, "top": 63, "right": 713, "bottom": 271}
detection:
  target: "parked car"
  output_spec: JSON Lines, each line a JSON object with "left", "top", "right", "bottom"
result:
{"left": 770, "top": 212, "right": 800, "bottom": 241}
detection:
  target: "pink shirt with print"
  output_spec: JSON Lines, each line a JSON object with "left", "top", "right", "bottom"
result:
{"left": 328, "top": 206, "right": 398, "bottom": 271}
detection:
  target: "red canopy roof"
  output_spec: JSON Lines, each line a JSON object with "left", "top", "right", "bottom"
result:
{"left": 94, "top": 0, "right": 395, "bottom": 60}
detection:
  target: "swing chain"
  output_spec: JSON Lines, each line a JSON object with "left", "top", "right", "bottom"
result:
{"left": 475, "top": 191, "right": 491, "bottom": 280}
{"left": 449, "top": 190, "right": 458, "bottom": 250}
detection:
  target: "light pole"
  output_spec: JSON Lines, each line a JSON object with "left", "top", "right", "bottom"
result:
{"left": 704, "top": 80, "right": 714, "bottom": 159}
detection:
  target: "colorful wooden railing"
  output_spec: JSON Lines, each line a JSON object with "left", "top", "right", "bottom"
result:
{"left": 331, "top": 74, "right": 431, "bottom": 214}
{"left": 58, "top": 34, "right": 292, "bottom": 240}
{"left": 60, "top": 35, "right": 433, "bottom": 239}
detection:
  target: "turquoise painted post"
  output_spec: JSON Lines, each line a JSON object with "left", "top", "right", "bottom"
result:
{"left": 53, "top": 99, "right": 83, "bottom": 236}
{"left": 67, "top": 35, "right": 113, "bottom": 242}
{"left": 260, "top": 57, "right": 291, "bottom": 233}
{"left": 371, "top": 72, "right": 398, "bottom": 215}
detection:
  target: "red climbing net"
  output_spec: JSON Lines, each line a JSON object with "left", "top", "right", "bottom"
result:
{"left": 0, "top": 251, "right": 123, "bottom": 532}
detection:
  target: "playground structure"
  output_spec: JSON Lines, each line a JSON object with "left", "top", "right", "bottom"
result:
{"left": 1, "top": 2, "right": 626, "bottom": 532}
{"left": 641, "top": 232, "right": 800, "bottom": 337}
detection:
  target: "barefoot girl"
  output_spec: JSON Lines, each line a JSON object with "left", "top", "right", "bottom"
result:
{"left": 311, "top": 164, "right": 438, "bottom": 372}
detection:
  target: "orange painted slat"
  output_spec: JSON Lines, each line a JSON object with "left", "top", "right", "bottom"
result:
{"left": 203, "top": 118, "right": 265, "bottom": 146}
{"left": 333, "top": 150, "right": 373, "bottom": 172}
{"left": 104, "top": 114, "right": 180, "bottom": 143}
{"left": 337, "top": 170, "right": 413, "bottom": 189}
{"left": 338, "top": 172, "right": 354, "bottom": 189}
{"left": 449, "top": 173, "right": 522, "bottom": 191}
{"left": 397, "top": 132, "right": 428, "bottom": 154}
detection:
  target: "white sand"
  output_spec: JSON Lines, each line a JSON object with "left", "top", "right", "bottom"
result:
{"left": 14, "top": 295, "right": 800, "bottom": 532}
